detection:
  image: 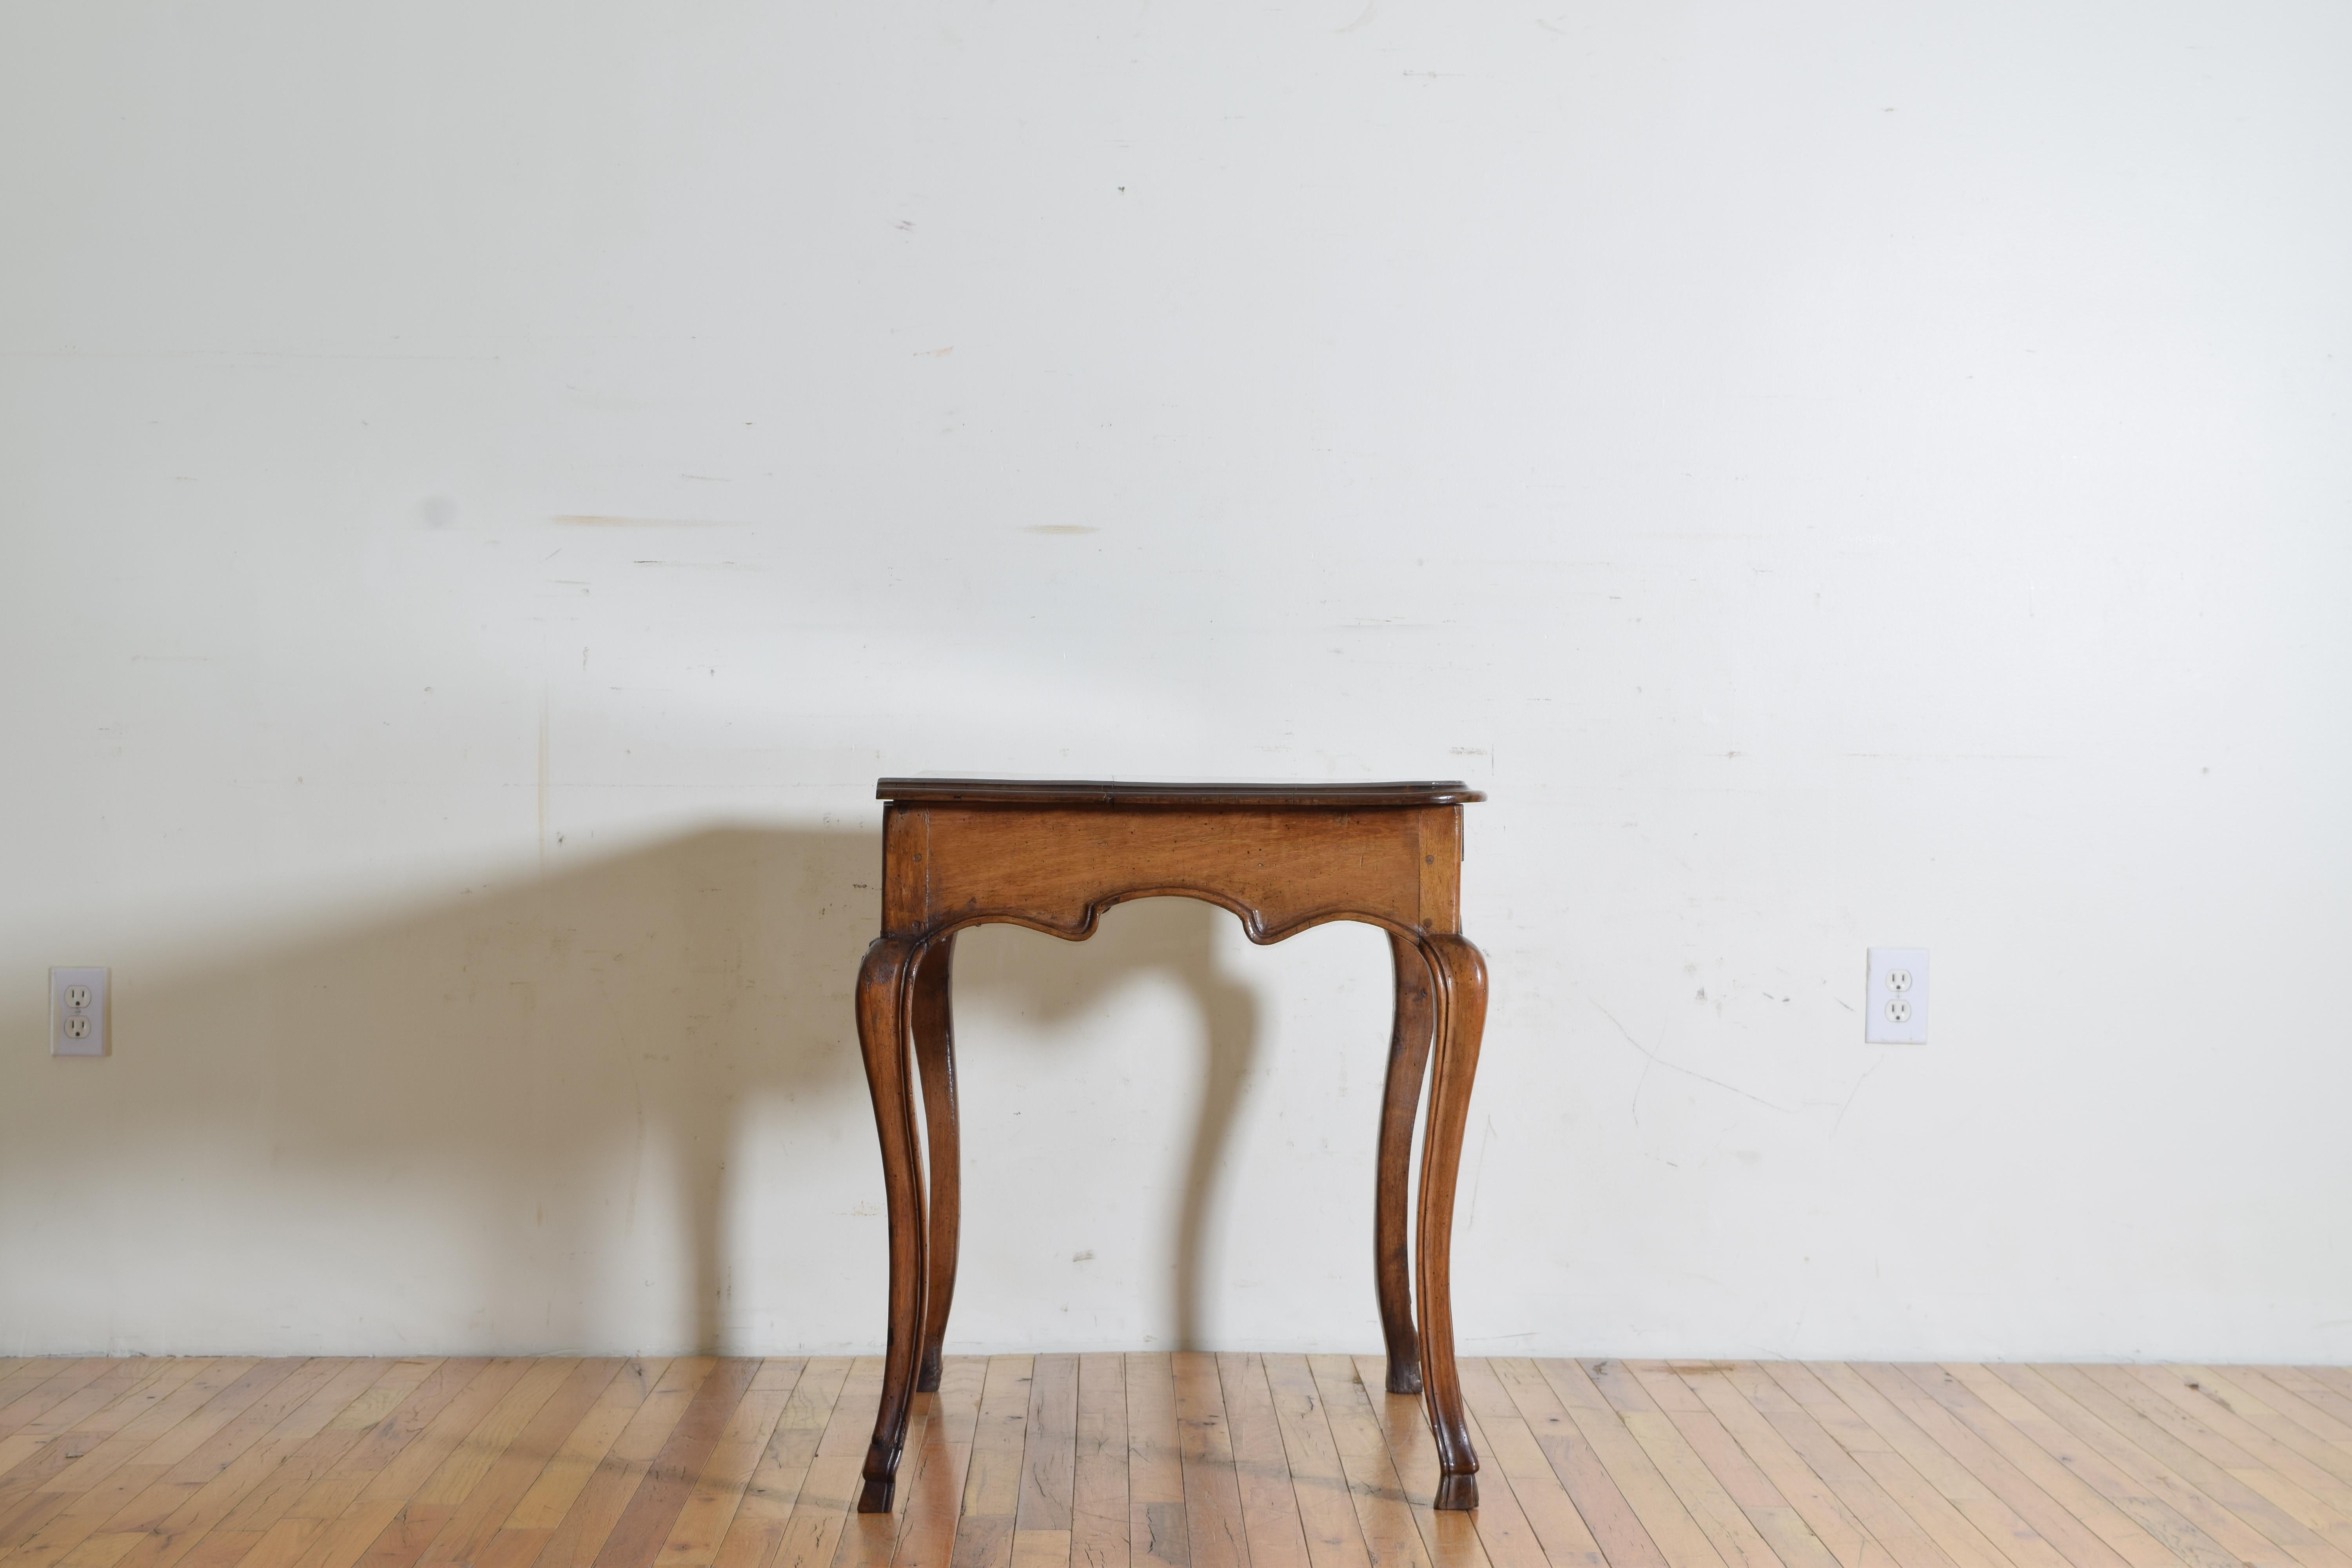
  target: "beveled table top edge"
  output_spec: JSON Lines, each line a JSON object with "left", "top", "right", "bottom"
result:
{"left": 875, "top": 778, "right": 1486, "bottom": 807}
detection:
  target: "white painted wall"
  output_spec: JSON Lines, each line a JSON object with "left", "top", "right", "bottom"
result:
{"left": 4, "top": 1, "right": 2348, "bottom": 1363}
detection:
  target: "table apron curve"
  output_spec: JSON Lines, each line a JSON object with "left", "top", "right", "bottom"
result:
{"left": 879, "top": 800, "right": 1465, "bottom": 942}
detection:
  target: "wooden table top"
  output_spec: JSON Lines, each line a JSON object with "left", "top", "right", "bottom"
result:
{"left": 874, "top": 778, "right": 1486, "bottom": 807}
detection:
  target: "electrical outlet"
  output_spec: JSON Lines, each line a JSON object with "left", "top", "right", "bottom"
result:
{"left": 1864, "top": 948, "right": 1927, "bottom": 1044}
{"left": 50, "top": 967, "right": 109, "bottom": 1057}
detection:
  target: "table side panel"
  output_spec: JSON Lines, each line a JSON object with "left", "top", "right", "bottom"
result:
{"left": 1417, "top": 806, "right": 1460, "bottom": 934}
{"left": 880, "top": 804, "right": 1462, "bottom": 942}
{"left": 883, "top": 804, "right": 929, "bottom": 929}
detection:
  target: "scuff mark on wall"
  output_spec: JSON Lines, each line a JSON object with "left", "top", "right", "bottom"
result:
{"left": 1594, "top": 999, "right": 1798, "bottom": 1126}
{"left": 537, "top": 695, "right": 550, "bottom": 873}
{"left": 1831, "top": 1060, "right": 1883, "bottom": 1138}
{"left": 1465, "top": 1114, "right": 1496, "bottom": 1233}
{"left": 550, "top": 516, "right": 743, "bottom": 528}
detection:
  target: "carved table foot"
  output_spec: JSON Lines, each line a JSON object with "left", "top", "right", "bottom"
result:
{"left": 1434, "top": 1472, "right": 1479, "bottom": 1510}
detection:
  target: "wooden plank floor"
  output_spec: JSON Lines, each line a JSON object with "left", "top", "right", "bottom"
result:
{"left": 5, "top": 1357, "right": 2352, "bottom": 1568}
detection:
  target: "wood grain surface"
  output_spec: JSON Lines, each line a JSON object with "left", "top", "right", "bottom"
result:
{"left": 5, "top": 1359, "right": 2349, "bottom": 1568}
{"left": 872, "top": 784, "right": 1485, "bottom": 809}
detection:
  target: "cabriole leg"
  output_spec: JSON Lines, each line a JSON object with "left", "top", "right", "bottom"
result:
{"left": 856, "top": 935, "right": 927, "bottom": 1514}
{"left": 911, "top": 933, "right": 960, "bottom": 1393}
{"left": 1414, "top": 932, "right": 1487, "bottom": 1511}
{"left": 1376, "top": 931, "right": 1435, "bottom": 1395}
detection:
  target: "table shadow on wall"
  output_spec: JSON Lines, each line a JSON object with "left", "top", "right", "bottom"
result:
{"left": 5, "top": 826, "right": 1266, "bottom": 1354}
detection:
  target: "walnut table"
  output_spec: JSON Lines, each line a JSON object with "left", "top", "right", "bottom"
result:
{"left": 853, "top": 778, "right": 1491, "bottom": 1512}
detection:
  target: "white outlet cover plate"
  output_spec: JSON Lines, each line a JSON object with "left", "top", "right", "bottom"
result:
{"left": 1865, "top": 948, "right": 1929, "bottom": 1044}
{"left": 51, "top": 966, "right": 109, "bottom": 1057}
